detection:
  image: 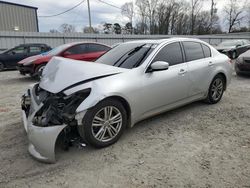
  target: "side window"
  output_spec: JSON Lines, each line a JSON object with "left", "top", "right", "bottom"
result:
{"left": 152, "top": 42, "right": 184, "bottom": 66}
{"left": 9, "top": 46, "right": 27, "bottom": 55}
{"left": 201, "top": 44, "right": 211, "bottom": 58}
{"left": 88, "top": 44, "right": 110, "bottom": 53}
{"left": 29, "top": 46, "right": 42, "bottom": 53}
{"left": 66, "top": 44, "right": 87, "bottom": 54}
{"left": 183, "top": 42, "right": 204, "bottom": 61}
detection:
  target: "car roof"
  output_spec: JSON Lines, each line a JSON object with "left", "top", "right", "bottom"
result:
{"left": 123, "top": 37, "right": 205, "bottom": 45}
{"left": 18, "top": 43, "right": 49, "bottom": 47}
{"left": 63, "top": 41, "right": 110, "bottom": 47}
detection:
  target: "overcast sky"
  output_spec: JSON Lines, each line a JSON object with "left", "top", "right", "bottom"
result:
{"left": 3, "top": 0, "right": 247, "bottom": 32}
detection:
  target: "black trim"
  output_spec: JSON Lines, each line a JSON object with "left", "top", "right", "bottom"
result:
{"left": 61, "top": 73, "right": 119, "bottom": 92}
{"left": 0, "top": 1, "right": 38, "bottom": 9}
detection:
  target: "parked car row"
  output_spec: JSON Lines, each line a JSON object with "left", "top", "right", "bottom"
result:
{"left": 21, "top": 38, "right": 234, "bottom": 163}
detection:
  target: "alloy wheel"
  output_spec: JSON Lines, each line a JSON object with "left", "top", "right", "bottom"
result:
{"left": 211, "top": 78, "right": 223, "bottom": 101}
{"left": 91, "top": 106, "right": 122, "bottom": 142}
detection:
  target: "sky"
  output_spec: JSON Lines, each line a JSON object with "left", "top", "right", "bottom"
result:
{"left": 2, "top": 0, "right": 248, "bottom": 32}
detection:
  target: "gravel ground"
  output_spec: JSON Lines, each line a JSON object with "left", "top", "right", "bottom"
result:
{"left": 0, "top": 70, "right": 249, "bottom": 188}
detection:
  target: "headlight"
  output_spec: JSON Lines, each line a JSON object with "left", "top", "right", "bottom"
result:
{"left": 23, "top": 60, "right": 35, "bottom": 66}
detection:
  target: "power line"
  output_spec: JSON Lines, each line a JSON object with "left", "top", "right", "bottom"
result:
{"left": 39, "top": 0, "right": 86, "bottom": 18}
{"left": 96, "top": 0, "right": 122, "bottom": 10}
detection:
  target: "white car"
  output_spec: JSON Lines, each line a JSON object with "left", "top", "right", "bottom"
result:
{"left": 22, "top": 38, "right": 233, "bottom": 163}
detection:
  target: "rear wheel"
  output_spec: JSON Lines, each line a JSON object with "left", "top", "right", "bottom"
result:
{"left": 231, "top": 51, "right": 237, "bottom": 59}
{"left": 205, "top": 74, "right": 225, "bottom": 104}
{"left": 79, "top": 99, "right": 127, "bottom": 148}
{"left": 0, "top": 62, "right": 4, "bottom": 71}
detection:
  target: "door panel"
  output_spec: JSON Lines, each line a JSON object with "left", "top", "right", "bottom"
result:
{"left": 140, "top": 63, "right": 189, "bottom": 116}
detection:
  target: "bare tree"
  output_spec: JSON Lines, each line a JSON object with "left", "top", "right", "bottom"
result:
{"left": 121, "top": 2, "right": 134, "bottom": 33}
{"left": 144, "top": 0, "right": 159, "bottom": 34}
{"left": 59, "top": 23, "right": 76, "bottom": 33}
{"left": 224, "top": 0, "right": 245, "bottom": 33}
{"left": 190, "top": 0, "right": 203, "bottom": 35}
{"left": 135, "top": 0, "right": 147, "bottom": 34}
{"left": 49, "top": 29, "right": 59, "bottom": 33}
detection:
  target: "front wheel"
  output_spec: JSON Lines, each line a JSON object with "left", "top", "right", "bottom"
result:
{"left": 32, "top": 65, "right": 45, "bottom": 79}
{"left": 79, "top": 99, "right": 127, "bottom": 148}
{"left": 231, "top": 51, "right": 237, "bottom": 59}
{"left": 205, "top": 75, "right": 225, "bottom": 104}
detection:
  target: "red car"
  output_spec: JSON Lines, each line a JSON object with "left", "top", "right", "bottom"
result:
{"left": 17, "top": 42, "right": 111, "bottom": 77}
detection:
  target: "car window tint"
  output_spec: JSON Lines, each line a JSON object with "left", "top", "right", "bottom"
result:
{"left": 118, "top": 46, "right": 154, "bottom": 69}
{"left": 88, "top": 44, "right": 110, "bottom": 52}
{"left": 30, "top": 46, "right": 41, "bottom": 53}
{"left": 201, "top": 44, "right": 211, "bottom": 58}
{"left": 66, "top": 44, "right": 87, "bottom": 54}
{"left": 152, "top": 42, "right": 183, "bottom": 66}
{"left": 183, "top": 42, "right": 204, "bottom": 61}
{"left": 9, "top": 46, "right": 27, "bottom": 54}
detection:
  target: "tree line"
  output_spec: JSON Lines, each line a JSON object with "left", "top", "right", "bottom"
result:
{"left": 50, "top": 0, "right": 250, "bottom": 35}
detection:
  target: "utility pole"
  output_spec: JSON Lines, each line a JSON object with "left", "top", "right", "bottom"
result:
{"left": 210, "top": 0, "right": 216, "bottom": 34}
{"left": 87, "top": 0, "right": 92, "bottom": 32}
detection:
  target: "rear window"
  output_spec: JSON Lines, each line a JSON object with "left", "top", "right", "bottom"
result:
{"left": 88, "top": 44, "right": 110, "bottom": 52}
{"left": 183, "top": 42, "right": 204, "bottom": 61}
{"left": 201, "top": 44, "right": 211, "bottom": 58}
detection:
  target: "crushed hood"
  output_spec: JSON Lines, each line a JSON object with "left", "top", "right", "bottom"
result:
{"left": 39, "top": 57, "right": 127, "bottom": 93}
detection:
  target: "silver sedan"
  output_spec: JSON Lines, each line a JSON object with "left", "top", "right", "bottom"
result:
{"left": 21, "top": 38, "right": 233, "bottom": 163}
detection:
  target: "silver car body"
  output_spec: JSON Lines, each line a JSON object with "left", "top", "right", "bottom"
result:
{"left": 22, "top": 38, "right": 233, "bottom": 163}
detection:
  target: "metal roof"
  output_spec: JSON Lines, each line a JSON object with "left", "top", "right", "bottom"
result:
{"left": 0, "top": 1, "right": 38, "bottom": 9}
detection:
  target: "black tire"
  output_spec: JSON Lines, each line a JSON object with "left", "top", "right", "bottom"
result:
{"left": 79, "top": 98, "right": 127, "bottom": 148}
{"left": 32, "top": 64, "right": 45, "bottom": 79}
{"left": 205, "top": 74, "right": 225, "bottom": 104}
{"left": 0, "top": 62, "right": 4, "bottom": 71}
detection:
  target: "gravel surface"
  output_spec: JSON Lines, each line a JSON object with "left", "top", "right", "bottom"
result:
{"left": 0, "top": 70, "right": 249, "bottom": 188}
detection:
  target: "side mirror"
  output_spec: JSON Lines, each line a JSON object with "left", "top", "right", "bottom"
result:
{"left": 11, "top": 51, "right": 16, "bottom": 55}
{"left": 147, "top": 61, "right": 169, "bottom": 73}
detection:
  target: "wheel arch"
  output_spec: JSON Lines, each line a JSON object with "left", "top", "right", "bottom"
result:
{"left": 216, "top": 72, "right": 227, "bottom": 90}
{"left": 104, "top": 96, "right": 132, "bottom": 128}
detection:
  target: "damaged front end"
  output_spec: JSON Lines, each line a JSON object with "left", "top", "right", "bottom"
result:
{"left": 22, "top": 84, "right": 90, "bottom": 163}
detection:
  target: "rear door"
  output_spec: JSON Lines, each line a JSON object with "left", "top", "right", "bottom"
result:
{"left": 84, "top": 44, "right": 110, "bottom": 61}
{"left": 182, "top": 41, "right": 213, "bottom": 97}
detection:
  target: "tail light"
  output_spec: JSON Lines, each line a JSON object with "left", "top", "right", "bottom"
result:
{"left": 228, "top": 59, "right": 233, "bottom": 64}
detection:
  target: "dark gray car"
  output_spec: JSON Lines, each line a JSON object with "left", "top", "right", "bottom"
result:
{"left": 216, "top": 40, "right": 250, "bottom": 59}
{"left": 0, "top": 43, "right": 51, "bottom": 71}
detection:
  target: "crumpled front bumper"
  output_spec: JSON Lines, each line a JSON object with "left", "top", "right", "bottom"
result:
{"left": 22, "top": 88, "right": 67, "bottom": 163}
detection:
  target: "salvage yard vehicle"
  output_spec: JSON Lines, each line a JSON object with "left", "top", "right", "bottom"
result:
{"left": 235, "top": 49, "right": 250, "bottom": 76}
{"left": 215, "top": 39, "right": 250, "bottom": 59}
{"left": 17, "top": 42, "right": 110, "bottom": 78}
{"left": 0, "top": 43, "right": 51, "bottom": 71}
{"left": 21, "top": 38, "right": 233, "bottom": 163}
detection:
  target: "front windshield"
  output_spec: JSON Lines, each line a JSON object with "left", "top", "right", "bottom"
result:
{"left": 44, "top": 43, "right": 72, "bottom": 56}
{"left": 96, "top": 42, "right": 157, "bottom": 69}
{"left": 219, "top": 40, "right": 240, "bottom": 47}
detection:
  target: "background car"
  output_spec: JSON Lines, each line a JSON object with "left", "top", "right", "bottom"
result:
{"left": 215, "top": 39, "right": 250, "bottom": 59}
{"left": 17, "top": 42, "right": 111, "bottom": 78}
{"left": 235, "top": 49, "right": 250, "bottom": 76}
{"left": 0, "top": 43, "right": 51, "bottom": 71}
{"left": 21, "top": 38, "right": 233, "bottom": 163}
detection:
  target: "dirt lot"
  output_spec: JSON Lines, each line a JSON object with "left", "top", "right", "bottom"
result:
{"left": 0, "top": 70, "right": 249, "bottom": 188}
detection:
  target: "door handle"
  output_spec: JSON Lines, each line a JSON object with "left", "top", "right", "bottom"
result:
{"left": 208, "top": 61, "right": 214, "bottom": 66}
{"left": 178, "top": 69, "right": 187, "bottom": 75}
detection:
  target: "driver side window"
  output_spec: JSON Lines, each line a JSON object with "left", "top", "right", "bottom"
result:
{"left": 153, "top": 42, "right": 184, "bottom": 66}
{"left": 8, "top": 46, "right": 27, "bottom": 55}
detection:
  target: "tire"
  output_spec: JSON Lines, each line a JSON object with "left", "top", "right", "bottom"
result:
{"left": 79, "top": 98, "right": 127, "bottom": 148}
{"left": 33, "top": 64, "right": 45, "bottom": 79}
{"left": 231, "top": 51, "right": 237, "bottom": 59}
{"left": 0, "top": 62, "right": 4, "bottom": 71}
{"left": 205, "top": 74, "right": 225, "bottom": 104}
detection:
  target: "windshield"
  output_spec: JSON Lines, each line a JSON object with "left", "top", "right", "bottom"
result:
{"left": 219, "top": 40, "right": 240, "bottom": 47}
{"left": 96, "top": 42, "right": 157, "bottom": 69}
{"left": 44, "top": 43, "right": 72, "bottom": 56}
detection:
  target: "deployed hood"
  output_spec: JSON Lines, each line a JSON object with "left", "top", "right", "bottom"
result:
{"left": 39, "top": 57, "right": 127, "bottom": 93}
